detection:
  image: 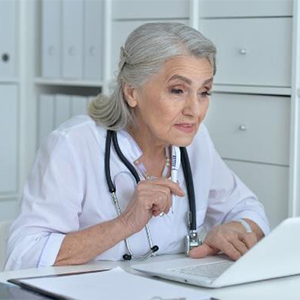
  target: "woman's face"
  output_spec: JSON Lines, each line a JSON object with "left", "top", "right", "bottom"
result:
{"left": 126, "top": 55, "right": 214, "bottom": 147}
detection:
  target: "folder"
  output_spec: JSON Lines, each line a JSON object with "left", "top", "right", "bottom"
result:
{"left": 71, "top": 95, "right": 88, "bottom": 117}
{"left": 0, "top": 0, "right": 16, "bottom": 77}
{"left": 41, "top": 0, "right": 61, "bottom": 78}
{"left": 8, "top": 267, "right": 211, "bottom": 300}
{"left": 55, "top": 94, "right": 71, "bottom": 127}
{"left": 0, "top": 84, "right": 18, "bottom": 194}
{"left": 0, "top": 282, "right": 50, "bottom": 300}
{"left": 38, "top": 94, "right": 55, "bottom": 144}
{"left": 84, "top": 0, "right": 103, "bottom": 80}
{"left": 62, "top": 0, "right": 84, "bottom": 79}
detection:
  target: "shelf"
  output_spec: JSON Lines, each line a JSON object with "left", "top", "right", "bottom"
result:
{"left": 0, "top": 78, "right": 20, "bottom": 84}
{"left": 212, "top": 84, "right": 292, "bottom": 96}
{"left": 0, "top": 193, "right": 19, "bottom": 202}
{"left": 34, "top": 77, "right": 104, "bottom": 88}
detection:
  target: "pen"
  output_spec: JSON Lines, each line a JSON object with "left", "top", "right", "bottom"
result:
{"left": 171, "top": 146, "right": 181, "bottom": 214}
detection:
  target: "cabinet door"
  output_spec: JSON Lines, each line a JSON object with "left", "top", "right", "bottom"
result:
{"left": 0, "top": 0, "right": 17, "bottom": 77}
{"left": 201, "top": 0, "right": 292, "bottom": 18}
{"left": 111, "top": 20, "right": 188, "bottom": 78}
{"left": 0, "top": 85, "right": 18, "bottom": 194}
{"left": 112, "top": 0, "right": 189, "bottom": 20}
{"left": 200, "top": 18, "right": 292, "bottom": 87}
{"left": 204, "top": 93, "right": 290, "bottom": 166}
{"left": 225, "top": 159, "right": 289, "bottom": 229}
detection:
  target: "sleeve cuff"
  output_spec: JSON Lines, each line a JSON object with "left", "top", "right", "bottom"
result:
{"left": 229, "top": 211, "right": 270, "bottom": 237}
{"left": 38, "top": 233, "right": 66, "bottom": 267}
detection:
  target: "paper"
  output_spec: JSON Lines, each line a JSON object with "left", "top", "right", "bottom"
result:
{"left": 17, "top": 267, "right": 210, "bottom": 300}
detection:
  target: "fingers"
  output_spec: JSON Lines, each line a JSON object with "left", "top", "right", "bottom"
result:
{"left": 149, "top": 178, "right": 185, "bottom": 197}
{"left": 136, "top": 179, "right": 184, "bottom": 216}
{"left": 194, "top": 226, "right": 259, "bottom": 261}
{"left": 189, "top": 243, "right": 219, "bottom": 258}
{"left": 150, "top": 185, "right": 172, "bottom": 213}
{"left": 239, "top": 232, "right": 257, "bottom": 250}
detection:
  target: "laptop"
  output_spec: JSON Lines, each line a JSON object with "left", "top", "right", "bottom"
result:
{"left": 133, "top": 217, "right": 300, "bottom": 288}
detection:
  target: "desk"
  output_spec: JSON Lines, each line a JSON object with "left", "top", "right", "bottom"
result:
{"left": 1, "top": 254, "right": 300, "bottom": 300}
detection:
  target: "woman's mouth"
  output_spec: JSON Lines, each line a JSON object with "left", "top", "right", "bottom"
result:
{"left": 174, "top": 123, "right": 195, "bottom": 134}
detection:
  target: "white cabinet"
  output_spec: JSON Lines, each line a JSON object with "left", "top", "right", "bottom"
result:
{"left": 200, "top": 18, "right": 293, "bottom": 87}
{"left": 200, "top": 0, "right": 296, "bottom": 228}
{"left": 0, "top": 0, "right": 17, "bottom": 78}
{"left": 200, "top": 0, "right": 293, "bottom": 18}
{"left": 225, "top": 160, "right": 289, "bottom": 229}
{"left": 0, "top": 85, "right": 18, "bottom": 194}
{"left": 112, "top": 0, "right": 189, "bottom": 19}
{"left": 204, "top": 93, "right": 290, "bottom": 165}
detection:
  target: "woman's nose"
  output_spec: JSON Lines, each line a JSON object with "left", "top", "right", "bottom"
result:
{"left": 182, "top": 93, "right": 200, "bottom": 116}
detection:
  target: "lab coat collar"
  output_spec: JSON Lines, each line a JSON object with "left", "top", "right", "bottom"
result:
{"left": 95, "top": 124, "right": 143, "bottom": 163}
{"left": 116, "top": 129, "right": 143, "bottom": 163}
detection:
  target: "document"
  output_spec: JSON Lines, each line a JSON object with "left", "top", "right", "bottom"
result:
{"left": 9, "top": 267, "right": 211, "bottom": 300}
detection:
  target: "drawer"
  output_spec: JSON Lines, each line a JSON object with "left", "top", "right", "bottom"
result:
{"left": 0, "top": 84, "right": 18, "bottom": 194}
{"left": 112, "top": 0, "right": 189, "bottom": 20}
{"left": 200, "top": 0, "right": 293, "bottom": 18}
{"left": 204, "top": 93, "right": 290, "bottom": 165}
{"left": 200, "top": 18, "right": 292, "bottom": 87}
{"left": 0, "top": 0, "right": 17, "bottom": 77}
{"left": 111, "top": 20, "right": 188, "bottom": 78}
{"left": 225, "top": 159, "right": 289, "bottom": 229}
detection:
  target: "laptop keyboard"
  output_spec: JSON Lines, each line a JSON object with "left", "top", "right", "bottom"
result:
{"left": 170, "top": 261, "right": 234, "bottom": 279}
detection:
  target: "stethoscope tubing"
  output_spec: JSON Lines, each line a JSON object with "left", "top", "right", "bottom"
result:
{"left": 105, "top": 130, "right": 197, "bottom": 231}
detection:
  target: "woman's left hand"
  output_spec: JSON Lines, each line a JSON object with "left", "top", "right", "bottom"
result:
{"left": 189, "top": 221, "right": 258, "bottom": 261}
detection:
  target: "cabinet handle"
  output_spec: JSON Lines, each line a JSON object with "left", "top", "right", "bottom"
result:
{"left": 239, "top": 125, "right": 247, "bottom": 131}
{"left": 239, "top": 49, "right": 247, "bottom": 55}
{"left": 1, "top": 53, "right": 9, "bottom": 62}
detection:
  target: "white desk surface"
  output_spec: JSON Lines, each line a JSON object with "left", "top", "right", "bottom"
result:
{"left": 1, "top": 254, "right": 300, "bottom": 300}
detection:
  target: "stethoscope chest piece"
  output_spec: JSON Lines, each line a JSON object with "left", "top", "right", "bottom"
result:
{"left": 185, "top": 230, "right": 202, "bottom": 255}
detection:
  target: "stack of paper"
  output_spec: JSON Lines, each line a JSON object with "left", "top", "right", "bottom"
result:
{"left": 10, "top": 267, "right": 211, "bottom": 300}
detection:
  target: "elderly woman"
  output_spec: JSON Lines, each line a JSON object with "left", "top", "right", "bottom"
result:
{"left": 5, "top": 22, "right": 269, "bottom": 271}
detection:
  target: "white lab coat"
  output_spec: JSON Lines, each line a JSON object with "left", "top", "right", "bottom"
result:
{"left": 5, "top": 116, "right": 269, "bottom": 271}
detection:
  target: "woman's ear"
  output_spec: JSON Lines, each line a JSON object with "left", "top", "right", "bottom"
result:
{"left": 123, "top": 83, "right": 138, "bottom": 108}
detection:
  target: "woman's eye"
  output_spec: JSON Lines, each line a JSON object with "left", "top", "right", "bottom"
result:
{"left": 171, "top": 88, "right": 184, "bottom": 94}
{"left": 200, "top": 91, "right": 212, "bottom": 98}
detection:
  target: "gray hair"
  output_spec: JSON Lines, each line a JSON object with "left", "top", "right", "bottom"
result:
{"left": 88, "top": 22, "right": 217, "bottom": 131}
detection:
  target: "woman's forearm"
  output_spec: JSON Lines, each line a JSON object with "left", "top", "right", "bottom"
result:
{"left": 54, "top": 217, "right": 131, "bottom": 266}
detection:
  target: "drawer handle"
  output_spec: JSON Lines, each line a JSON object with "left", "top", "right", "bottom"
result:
{"left": 1, "top": 53, "right": 9, "bottom": 62}
{"left": 239, "top": 49, "right": 247, "bottom": 55}
{"left": 239, "top": 125, "right": 247, "bottom": 131}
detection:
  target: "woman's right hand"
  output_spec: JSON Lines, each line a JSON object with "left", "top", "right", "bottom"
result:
{"left": 119, "top": 178, "right": 185, "bottom": 235}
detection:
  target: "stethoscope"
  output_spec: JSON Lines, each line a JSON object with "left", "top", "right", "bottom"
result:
{"left": 105, "top": 130, "right": 202, "bottom": 260}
